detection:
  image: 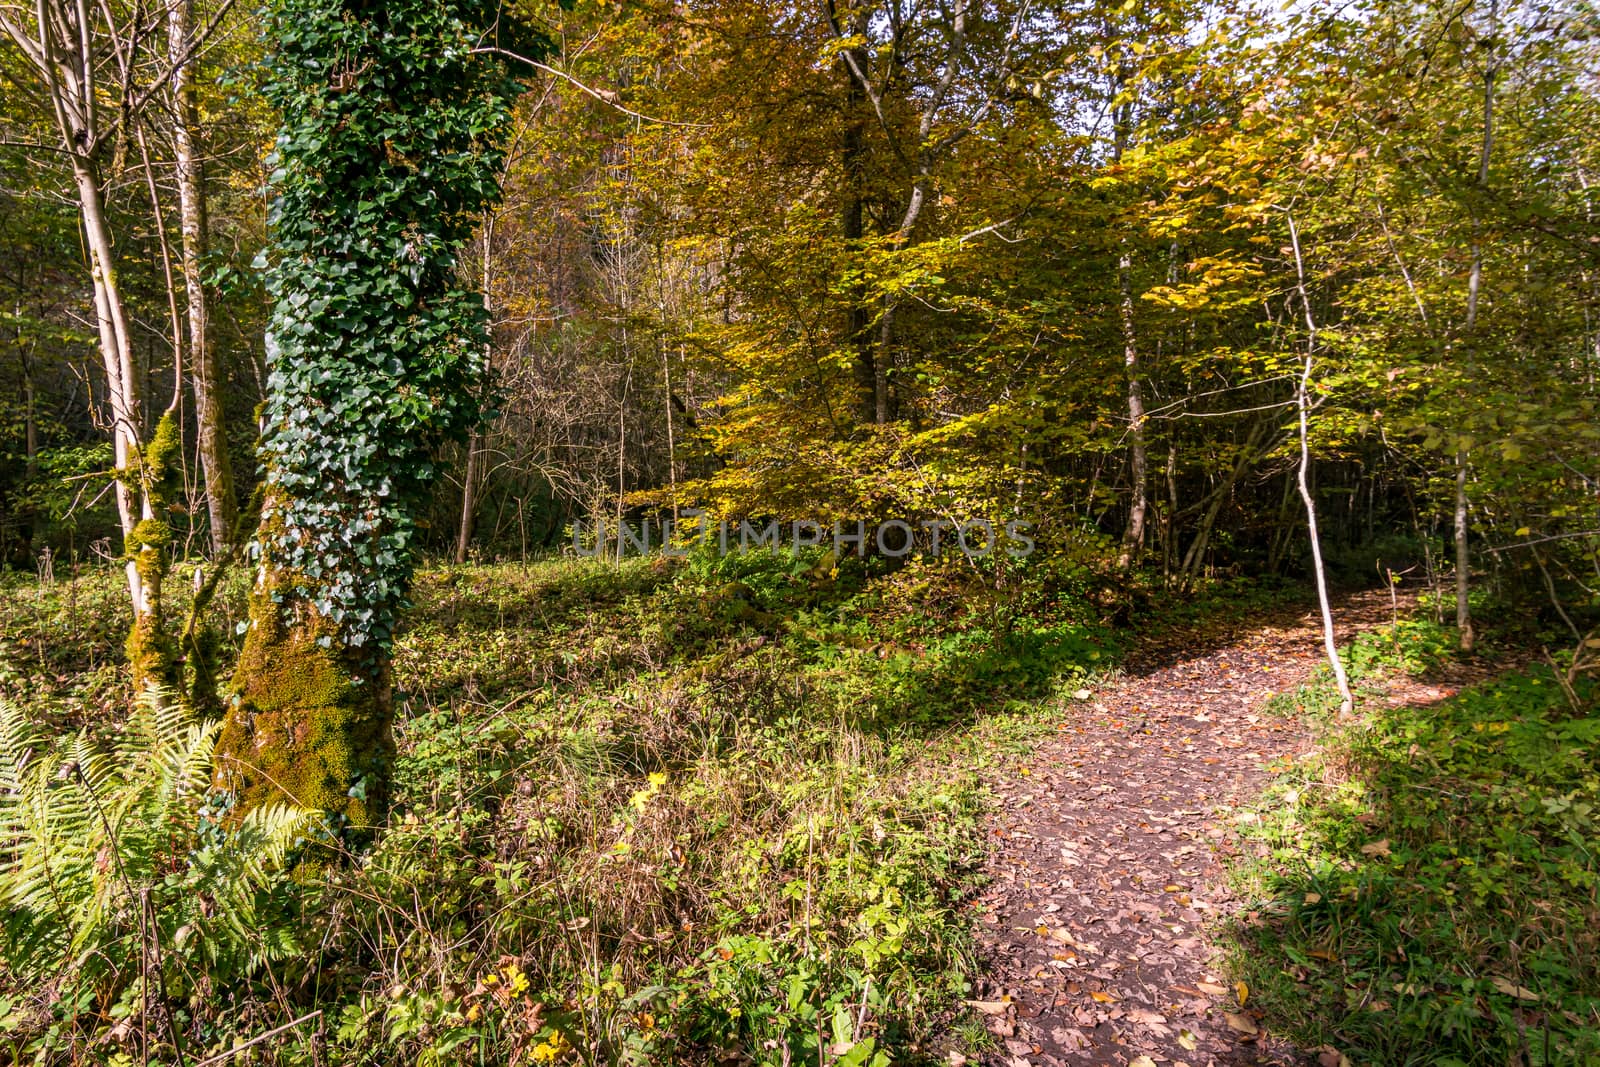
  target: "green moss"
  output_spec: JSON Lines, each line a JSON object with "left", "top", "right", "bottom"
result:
{"left": 125, "top": 608, "right": 178, "bottom": 695}
{"left": 119, "top": 414, "right": 186, "bottom": 696}
{"left": 126, "top": 519, "right": 171, "bottom": 557}
{"left": 125, "top": 519, "right": 178, "bottom": 694}
{"left": 143, "top": 412, "right": 182, "bottom": 494}
{"left": 215, "top": 581, "right": 395, "bottom": 830}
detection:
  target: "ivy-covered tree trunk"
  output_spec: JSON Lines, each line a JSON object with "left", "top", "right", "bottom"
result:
{"left": 214, "top": 0, "right": 528, "bottom": 828}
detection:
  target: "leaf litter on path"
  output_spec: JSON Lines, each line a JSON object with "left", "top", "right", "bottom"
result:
{"left": 971, "top": 590, "right": 1405, "bottom": 1067}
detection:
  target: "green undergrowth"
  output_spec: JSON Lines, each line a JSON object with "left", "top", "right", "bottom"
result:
{"left": 0, "top": 549, "right": 1128, "bottom": 1065}
{"left": 0, "top": 561, "right": 251, "bottom": 722}
{"left": 1231, "top": 617, "right": 1600, "bottom": 1065}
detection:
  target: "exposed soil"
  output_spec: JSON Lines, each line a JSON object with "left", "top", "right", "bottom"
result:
{"left": 970, "top": 589, "right": 1412, "bottom": 1067}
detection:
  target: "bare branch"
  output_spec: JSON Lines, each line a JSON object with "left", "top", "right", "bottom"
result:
{"left": 472, "top": 45, "right": 710, "bottom": 129}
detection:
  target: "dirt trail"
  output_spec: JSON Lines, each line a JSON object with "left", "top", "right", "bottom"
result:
{"left": 972, "top": 589, "right": 1404, "bottom": 1067}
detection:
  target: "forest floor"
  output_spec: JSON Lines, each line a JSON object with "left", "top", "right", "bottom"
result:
{"left": 969, "top": 588, "right": 1483, "bottom": 1067}
{"left": 4, "top": 560, "right": 1592, "bottom": 1066}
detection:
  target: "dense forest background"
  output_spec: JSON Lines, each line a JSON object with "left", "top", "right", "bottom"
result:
{"left": 3, "top": 0, "right": 1595, "bottom": 613}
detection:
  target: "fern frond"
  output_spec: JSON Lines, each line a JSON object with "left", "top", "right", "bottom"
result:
{"left": 0, "top": 692, "right": 315, "bottom": 999}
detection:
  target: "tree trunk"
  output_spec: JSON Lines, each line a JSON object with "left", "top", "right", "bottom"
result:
{"left": 456, "top": 220, "right": 496, "bottom": 564}
{"left": 1117, "top": 245, "right": 1147, "bottom": 569}
{"left": 75, "top": 159, "right": 176, "bottom": 692}
{"left": 1298, "top": 364, "right": 1353, "bottom": 718}
{"left": 1454, "top": 453, "right": 1474, "bottom": 649}
{"left": 217, "top": 495, "right": 396, "bottom": 825}
{"left": 22, "top": 350, "right": 37, "bottom": 465}
{"left": 168, "top": 0, "right": 236, "bottom": 554}
{"left": 1161, "top": 442, "right": 1177, "bottom": 585}
{"left": 74, "top": 163, "right": 140, "bottom": 549}
{"left": 214, "top": 0, "right": 519, "bottom": 827}
{"left": 455, "top": 435, "right": 483, "bottom": 564}
{"left": 1455, "top": 0, "right": 1498, "bottom": 654}
{"left": 1111, "top": 97, "right": 1147, "bottom": 570}
{"left": 1287, "top": 212, "right": 1353, "bottom": 717}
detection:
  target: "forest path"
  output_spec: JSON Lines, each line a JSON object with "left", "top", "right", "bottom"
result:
{"left": 970, "top": 588, "right": 1406, "bottom": 1067}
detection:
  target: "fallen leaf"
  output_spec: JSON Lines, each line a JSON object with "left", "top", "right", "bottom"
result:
{"left": 1130, "top": 1058, "right": 1158, "bottom": 1067}
{"left": 1359, "top": 839, "right": 1392, "bottom": 857}
{"left": 1490, "top": 976, "right": 1538, "bottom": 1002}
{"left": 1224, "top": 1011, "right": 1258, "bottom": 1036}
{"left": 1089, "top": 991, "right": 1117, "bottom": 1003}
{"left": 965, "top": 999, "right": 1011, "bottom": 1015}
{"left": 1178, "top": 1028, "right": 1198, "bottom": 1050}
{"left": 1236, "top": 979, "right": 1249, "bottom": 1007}
{"left": 1303, "top": 892, "right": 1322, "bottom": 905}
{"left": 1044, "top": 926, "right": 1076, "bottom": 945}
{"left": 1196, "top": 981, "right": 1228, "bottom": 996}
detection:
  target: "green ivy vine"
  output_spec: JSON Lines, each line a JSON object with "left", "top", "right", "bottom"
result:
{"left": 252, "top": 0, "right": 544, "bottom": 651}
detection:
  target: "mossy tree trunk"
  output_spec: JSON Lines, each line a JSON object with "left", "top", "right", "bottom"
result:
{"left": 217, "top": 503, "right": 396, "bottom": 824}
{"left": 212, "top": 0, "right": 533, "bottom": 829}
{"left": 124, "top": 413, "right": 184, "bottom": 695}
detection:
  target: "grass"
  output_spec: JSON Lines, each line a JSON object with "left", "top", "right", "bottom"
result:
{"left": 1230, "top": 617, "right": 1600, "bottom": 1066}
{"left": 0, "top": 548, "right": 1120, "bottom": 1066}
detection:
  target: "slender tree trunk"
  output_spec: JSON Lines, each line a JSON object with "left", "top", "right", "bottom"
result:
{"left": 1453, "top": 454, "right": 1474, "bottom": 647}
{"left": 874, "top": 310, "right": 896, "bottom": 424}
{"left": 456, "top": 220, "right": 496, "bottom": 564}
{"left": 1454, "top": 0, "right": 1497, "bottom": 654}
{"left": 83, "top": 163, "right": 184, "bottom": 693}
{"left": 168, "top": 0, "right": 235, "bottom": 554}
{"left": 75, "top": 162, "right": 178, "bottom": 691}
{"left": 1117, "top": 246, "right": 1147, "bottom": 568}
{"left": 663, "top": 344, "right": 679, "bottom": 522}
{"left": 22, "top": 351, "right": 37, "bottom": 465}
{"left": 1298, "top": 363, "right": 1353, "bottom": 717}
{"left": 1110, "top": 96, "right": 1147, "bottom": 570}
{"left": 1162, "top": 442, "right": 1177, "bottom": 585}
{"left": 75, "top": 165, "right": 140, "bottom": 546}
{"left": 455, "top": 437, "right": 484, "bottom": 564}
{"left": 1288, "top": 212, "right": 1353, "bottom": 717}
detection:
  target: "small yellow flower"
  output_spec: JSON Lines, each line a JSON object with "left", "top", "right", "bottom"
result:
{"left": 531, "top": 1031, "right": 572, "bottom": 1062}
